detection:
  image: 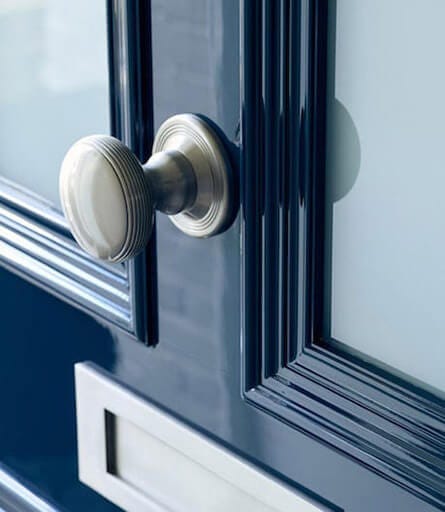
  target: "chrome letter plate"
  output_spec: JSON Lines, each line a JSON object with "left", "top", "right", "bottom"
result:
{"left": 75, "top": 363, "right": 325, "bottom": 512}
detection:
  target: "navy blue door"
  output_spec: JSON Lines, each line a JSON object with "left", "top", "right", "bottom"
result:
{"left": 0, "top": 1, "right": 443, "bottom": 511}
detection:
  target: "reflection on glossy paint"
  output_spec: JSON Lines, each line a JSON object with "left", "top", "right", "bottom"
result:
{"left": 138, "top": 0, "right": 242, "bottom": 438}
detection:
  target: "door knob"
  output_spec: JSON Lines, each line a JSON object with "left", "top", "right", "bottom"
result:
{"left": 59, "top": 114, "right": 233, "bottom": 263}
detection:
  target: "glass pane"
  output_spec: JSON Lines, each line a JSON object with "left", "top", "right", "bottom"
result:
{"left": 0, "top": 0, "right": 109, "bottom": 210}
{"left": 324, "top": 0, "right": 445, "bottom": 393}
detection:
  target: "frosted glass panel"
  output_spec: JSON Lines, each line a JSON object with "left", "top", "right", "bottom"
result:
{"left": 0, "top": 0, "right": 109, "bottom": 209}
{"left": 325, "top": 0, "right": 445, "bottom": 393}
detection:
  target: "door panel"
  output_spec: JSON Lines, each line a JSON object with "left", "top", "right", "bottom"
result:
{"left": 0, "top": 1, "right": 443, "bottom": 511}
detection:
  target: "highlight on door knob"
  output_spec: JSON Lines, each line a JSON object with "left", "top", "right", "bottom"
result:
{"left": 59, "top": 114, "right": 233, "bottom": 263}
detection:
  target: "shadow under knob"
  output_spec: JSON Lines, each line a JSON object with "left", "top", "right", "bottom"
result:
{"left": 60, "top": 114, "right": 233, "bottom": 263}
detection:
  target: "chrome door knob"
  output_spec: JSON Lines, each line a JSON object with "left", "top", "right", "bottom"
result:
{"left": 59, "top": 114, "right": 233, "bottom": 262}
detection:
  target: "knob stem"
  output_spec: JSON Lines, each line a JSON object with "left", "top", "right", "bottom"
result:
{"left": 143, "top": 150, "right": 197, "bottom": 215}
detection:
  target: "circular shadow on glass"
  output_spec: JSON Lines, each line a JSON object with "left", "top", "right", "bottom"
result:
{"left": 325, "top": 99, "right": 361, "bottom": 203}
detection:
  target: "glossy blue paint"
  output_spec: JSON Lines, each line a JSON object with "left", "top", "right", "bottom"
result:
{"left": 0, "top": 1, "right": 443, "bottom": 511}
{"left": 107, "top": 0, "right": 155, "bottom": 344}
{"left": 242, "top": 1, "right": 445, "bottom": 508}
{"left": 0, "top": 268, "right": 120, "bottom": 510}
{"left": 0, "top": 465, "right": 60, "bottom": 511}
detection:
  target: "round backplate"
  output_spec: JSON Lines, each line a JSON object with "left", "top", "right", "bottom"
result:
{"left": 152, "top": 114, "right": 232, "bottom": 238}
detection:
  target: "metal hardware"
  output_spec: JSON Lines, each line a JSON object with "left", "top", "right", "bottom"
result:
{"left": 75, "top": 363, "right": 325, "bottom": 512}
{"left": 59, "top": 114, "right": 233, "bottom": 263}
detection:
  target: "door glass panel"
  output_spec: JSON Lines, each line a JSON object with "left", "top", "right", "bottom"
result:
{"left": 0, "top": 0, "right": 109, "bottom": 210}
{"left": 324, "top": 0, "right": 445, "bottom": 393}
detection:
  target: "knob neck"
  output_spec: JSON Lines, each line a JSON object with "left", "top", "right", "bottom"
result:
{"left": 143, "top": 150, "right": 197, "bottom": 215}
